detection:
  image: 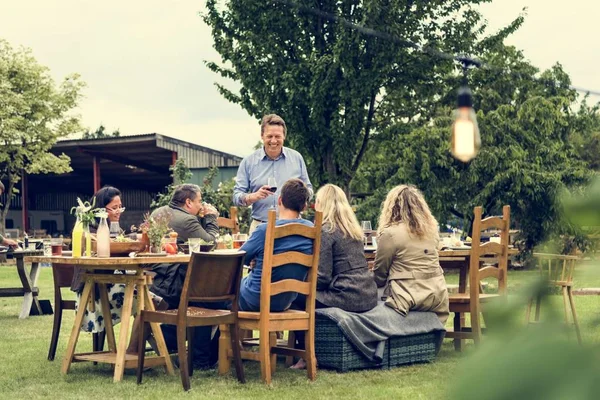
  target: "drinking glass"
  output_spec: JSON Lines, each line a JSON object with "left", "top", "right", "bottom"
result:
{"left": 267, "top": 177, "right": 277, "bottom": 208}
{"left": 361, "top": 221, "right": 372, "bottom": 232}
{"left": 43, "top": 239, "right": 52, "bottom": 256}
{"left": 110, "top": 221, "right": 121, "bottom": 237}
{"left": 233, "top": 233, "right": 248, "bottom": 249}
{"left": 51, "top": 238, "right": 63, "bottom": 256}
{"left": 188, "top": 238, "right": 202, "bottom": 253}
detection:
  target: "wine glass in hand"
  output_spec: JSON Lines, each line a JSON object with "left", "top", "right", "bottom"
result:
{"left": 267, "top": 177, "right": 277, "bottom": 209}
{"left": 267, "top": 177, "right": 277, "bottom": 193}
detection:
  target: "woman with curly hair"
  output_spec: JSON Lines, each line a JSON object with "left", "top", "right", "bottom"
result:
{"left": 374, "top": 185, "right": 449, "bottom": 323}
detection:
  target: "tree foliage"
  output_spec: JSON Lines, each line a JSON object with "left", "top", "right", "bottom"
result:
{"left": 0, "top": 39, "right": 84, "bottom": 234}
{"left": 203, "top": 0, "right": 517, "bottom": 192}
{"left": 355, "top": 45, "right": 595, "bottom": 252}
{"left": 82, "top": 124, "right": 121, "bottom": 139}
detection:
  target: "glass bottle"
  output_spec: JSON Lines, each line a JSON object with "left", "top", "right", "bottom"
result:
{"left": 72, "top": 216, "right": 83, "bottom": 258}
{"left": 84, "top": 225, "right": 92, "bottom": 257}
{"left": 96, "top": 216, "right": 111, "bottom": 258}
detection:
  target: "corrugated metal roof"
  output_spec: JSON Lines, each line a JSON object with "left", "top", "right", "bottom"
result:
{"left": 56, "top": 133, "right": 242, "bottom": 168}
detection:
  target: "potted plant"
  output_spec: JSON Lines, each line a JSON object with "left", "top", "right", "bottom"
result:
{"left": 139, "top": 211, "right": 172, "bottom": 253}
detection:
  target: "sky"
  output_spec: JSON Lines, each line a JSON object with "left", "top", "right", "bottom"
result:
{"left": 0, "top": 0, "right": 598, "bottom": 158}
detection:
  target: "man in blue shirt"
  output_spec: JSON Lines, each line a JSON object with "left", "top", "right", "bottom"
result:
{"left": 239, "top": 178, "right": 314, "bottom": 312}
{"left": 233, "top": 114, "right": 313, "bottom": 235}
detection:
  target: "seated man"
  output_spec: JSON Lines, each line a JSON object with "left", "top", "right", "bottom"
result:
{"left": 239, "top": 178, "right": 314, "bottom": 312}
{"left": 148, "top": 183, "right": 221, "bottom": 369}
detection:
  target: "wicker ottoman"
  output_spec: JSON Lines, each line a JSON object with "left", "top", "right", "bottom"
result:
{"left": 315, "top": 314, "right": 440, "bottom": 372}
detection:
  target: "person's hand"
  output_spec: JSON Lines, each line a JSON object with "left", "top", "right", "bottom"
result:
{"left": 248, "top": 185, "right": 274, "bottom": 204}
{"left": 3, "top": 238, "right": 18, "bottom": 248}
{"left": 201, "top": 202, "right": 219, "bottom": 216}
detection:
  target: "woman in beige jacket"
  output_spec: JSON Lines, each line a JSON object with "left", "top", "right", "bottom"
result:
{"left": 373, "top": 185, "right": 449, "bottom": 324}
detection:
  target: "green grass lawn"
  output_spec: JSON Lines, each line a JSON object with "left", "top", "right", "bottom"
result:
{"left": 1, "top": 263, "right": 599, "bottom": 399}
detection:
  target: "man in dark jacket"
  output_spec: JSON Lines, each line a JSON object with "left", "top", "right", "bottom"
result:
{"left": 148, "top": 183, "right": 221, "bottom": 369}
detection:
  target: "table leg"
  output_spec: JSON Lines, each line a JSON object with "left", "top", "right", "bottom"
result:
{"left": 143, "top": 286, "right": 175, "bottom": 375}
{"left": 98, "top": 283, "right": 117, "bottom": 352}
{"left": 62, "top": 278, "right": 93, "bottom": 375}
{"left": 113, "top": 282, "right": 135, "bottom": 382}
{"left": 17, "top": 260, "right": 42, "bottom": 319}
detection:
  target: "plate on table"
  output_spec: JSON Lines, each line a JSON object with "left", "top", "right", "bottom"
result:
{"left": 364, "top": 245, "right": 377, "bottom": 252}
{"left": 136, "top": 252, "right": 168, "bottom": 257}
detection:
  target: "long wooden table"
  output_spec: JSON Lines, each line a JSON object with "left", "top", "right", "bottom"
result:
{"left": 24, "top": 254, "right": 191, "bottom": 382}
{"left": 0, "top": 249, "right": 53, "bottom": 319}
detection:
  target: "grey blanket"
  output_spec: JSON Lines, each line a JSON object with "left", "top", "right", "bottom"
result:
{"left": 315, "top": 303, "right": 446, "bottom": 363}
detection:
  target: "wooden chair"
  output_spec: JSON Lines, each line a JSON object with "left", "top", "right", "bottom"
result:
{"left": 218, "top": 209, "right": 323, "bottom": 385}
{"left": 527, "top": 253, "right": 582, "bottom": 344}
{"left": 217, "top": 206, "right": 240, "bottom": 234}
{"left": 48, "top": 264, "right": 104, "bottom": 361}
{"left": 446, "top": 205, "right": 510, "bottom": 347}
{"left": 136, "top": 251, "right": 246, "bottom": 391}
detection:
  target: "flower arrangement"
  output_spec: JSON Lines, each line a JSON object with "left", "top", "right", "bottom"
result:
{"left": 70, "top": 197, "right": 102, "bottom": 228}
{"left": 137, "top": 211, "right": 172, "bottom": 252}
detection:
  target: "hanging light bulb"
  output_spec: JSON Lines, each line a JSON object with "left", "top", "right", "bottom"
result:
{"left": 451, "top": 85, "right": 481, "bottom": 162}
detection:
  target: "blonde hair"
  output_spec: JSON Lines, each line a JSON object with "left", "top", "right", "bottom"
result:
{"left": 315, "top": 184, "right": 363, "bottom": 241}
{"left": 377, "top": 184, "right": 439, "bottom": 241}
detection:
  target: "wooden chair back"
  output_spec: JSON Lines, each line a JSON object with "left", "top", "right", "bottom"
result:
{"left": 217, "top": 206, "right": 240, "bottom": 234}
{"left": 259, "top": 209, "right": 323, "bottom": 316}
{"left": 178, "top": 251, "right": 246, "bottom": 318}
{"left": 469, "top": 205, "right": 511, "bottom": 300}
{"left": 533, "top": 253, "right": 579, "bottom": 287}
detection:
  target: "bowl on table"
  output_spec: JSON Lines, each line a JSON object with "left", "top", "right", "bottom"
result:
{"left": 199, "top": 243, "right": 216, "bottom": 252}
{"left": 92, "top": 241, "right": 147, "bottom": 256}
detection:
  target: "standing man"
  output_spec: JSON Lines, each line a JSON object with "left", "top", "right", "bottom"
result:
{"left": 0, "top": 182, "right": 18, "bottom": 248}
{"left": 233, "top": 114, "right": 313, "bottom": 234}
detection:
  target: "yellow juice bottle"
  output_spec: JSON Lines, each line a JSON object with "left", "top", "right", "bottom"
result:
{"left": 72, "top": 218, "right": 83, "bottom": 258}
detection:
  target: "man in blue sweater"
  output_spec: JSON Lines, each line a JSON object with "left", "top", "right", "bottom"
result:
{"left": 239, "top": 178, "right": 313, "bottom": 312}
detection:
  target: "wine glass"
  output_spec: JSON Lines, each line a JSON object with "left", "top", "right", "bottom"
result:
{"left": 361, "top": 221, "right": 372, "bottom": 247}
{"left": 361, "top": 221, "right": 372, "bottom": 232}
{"left": 267, "top": 177, "right": 277, "bottom": 209}
{"left": 109, "top": 221, "right": 121, "bottom": 238}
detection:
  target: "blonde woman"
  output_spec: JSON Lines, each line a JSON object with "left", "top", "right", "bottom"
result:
{"left": 291, "top": 183, "right": 377, "bottom": 369}
{"left": 313, "top": 184, "right": 378, "bottom": 312}
{"left": 374, "top": 185, "right": 449, "bottom": 323}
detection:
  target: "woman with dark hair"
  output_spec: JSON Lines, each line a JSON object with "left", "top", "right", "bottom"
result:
{"left": 71, "top": 186, "right": 129, "bottom": 334}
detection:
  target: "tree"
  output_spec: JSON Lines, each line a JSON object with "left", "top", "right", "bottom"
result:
{"left": 151, "top": 158, "right": 193, "bottom": 209}
{"left": 0, "top": 39, "right": 84, "bottom": 235}
{"left": 203, "top": 0, "right": 521, "bottom": 193}
{"left": 354, "top": 45, "right": 594, "bottom": 251}
{"left": 82, "top": 124, "right": 121, "bottom": 139}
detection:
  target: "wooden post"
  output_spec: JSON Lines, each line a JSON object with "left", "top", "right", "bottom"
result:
{"left": 93, "top": 156, "right": 101, "bottom": 192}
{"left": 21, "top": 171, "right": 29, "bottom": 234}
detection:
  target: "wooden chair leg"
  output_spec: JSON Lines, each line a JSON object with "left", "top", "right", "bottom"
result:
{"left": 525, "top": 298, "right": 533, "bottom": 324}
{"left": 304, "top": 328, "right": 317, "bottom": 381}
{"left": 218, "top": 324, "right": 232, "bottom": 376}
{"left": 453, "top": 312, "right": 463, "bottom": 352}
{"left": 259, "top": 328, "right": 272, "bottom": 385}
{"left": 136, "top": 314, "right": 146, "bottom": 384}
{"left": 48, "top": 301, "right": 62, "bottom": 361}
{"left": 562, "top": 287, "right": 571, "bottom": 327}
{"left": 534, "top": 295, "right": 542, "bottom": 322}
{"left": 178, "top": 325, "right": 191, "bottom": 391}
{"left": 187, "top": 327, "right": 194, "bottom": 377}
{"left": 567, "top": 287, "right": 582, "bottom": 345}
{"left": 471, "top": 308, "right": 482, "bottom": 345}
{"left": 285, "top": 331, "right": 295, "bottom": 367}
{"left": 269, "top": 332, "right": 277, "bottom": 374}
{"left": 230, "top": 322, "right": 246, "bottom": 383}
